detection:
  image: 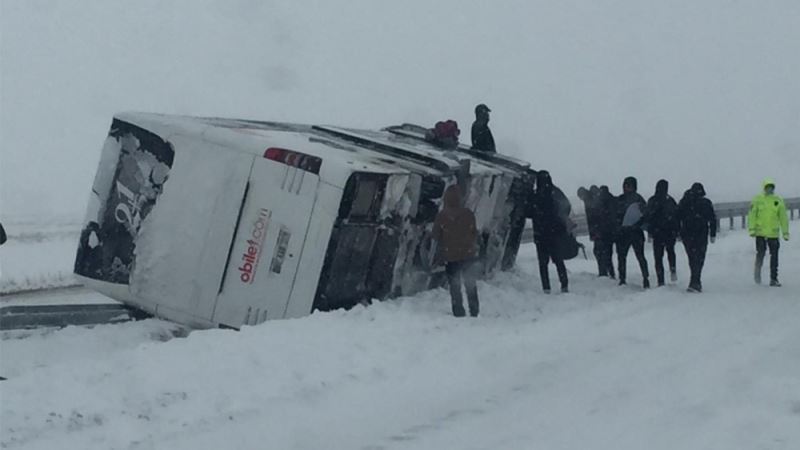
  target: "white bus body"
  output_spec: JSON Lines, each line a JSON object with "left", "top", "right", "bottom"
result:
{"left": 74, "top": 113, "right": 532, "bottom": 329}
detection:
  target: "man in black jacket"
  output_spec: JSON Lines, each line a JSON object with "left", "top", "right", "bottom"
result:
{"left": 677, "top": 182, "right": 717, "bottom": 293}
{"left": 617, "top": 176, "right": 650, "bottom": 288}
{"left": 471, "top": 104, "right": 496, "bottom": 153}
{"left": 578, "top": 186, "right": 603, "bottom": 276}
{"left": 595, "top": 185, "right": 618, "bottom": 278}
{"left": 530, "top": 170, "right": 571, "bottom": 293}
{"left": 646, "top": 179, "right": 679, "bottom": 286}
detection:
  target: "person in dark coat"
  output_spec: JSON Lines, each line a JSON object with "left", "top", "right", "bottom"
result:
{"left": 433, "top": 185, "right": 480, "bottom": 317}
{"left": 616, "top": 176, "right": 650, "bottom": 288}
{"left": 530, "top": 170, "right": 571, "bottom": 293}
{"left": 594, "top": 185, "right": 618, "bottom": 278}
{"left": 578, "top": 186, "right": 603, "bottom": 276}
{"left": 471, "top": 104, "right": 496, "bottom": 153}
{"left": 645, "top": 179, "right": 680, "bottom": 286}
{"left": 677, "top": 182, "right": 717, "bottom": 293}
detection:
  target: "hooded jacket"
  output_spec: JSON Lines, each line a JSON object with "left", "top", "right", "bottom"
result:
{"left": 595, "top": 186, "right": 619, "bottom": 240}
{"left": 748, "top": 178, "right": 790, "bottom": 239}
{"left": 433, "top": 185, "right": 478, "bottom": 263}
{"left": 677, "top": 182, "right": 717, "bottom": 240}
{"left": 617, "top": 177, "right": 647, "bottom": 231}
{"left": 645, "top": 179, "right": 679, "bottom": 240}
{"left": 530, "top": 171, "right": 572, "bottom": 242}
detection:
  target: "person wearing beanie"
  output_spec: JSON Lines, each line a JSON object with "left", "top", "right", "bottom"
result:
{"left": 471, "top": 104, "right": 496, "bottom": 153}
{"left": 616, "top": 176, "right": 650, "bottom": 288}
{"left": 677, "top": 182, "right": 717, "bottom": 292}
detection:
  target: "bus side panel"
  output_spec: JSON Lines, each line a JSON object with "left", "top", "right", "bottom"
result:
{"left": 213, "top": 157, "right": 321, "bottom": 327}
{"left": 128, "top": 134, "right": 253, "bottom": 323}
{"left": 283, "top": 182, "right": 342, "bottom": 319}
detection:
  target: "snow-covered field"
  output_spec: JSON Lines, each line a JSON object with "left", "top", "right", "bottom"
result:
{"left": 2, "top": 229, "right": 799, "bottom": 450}
{"left": 0, "top": 215, "right": 82, "bottom": 294}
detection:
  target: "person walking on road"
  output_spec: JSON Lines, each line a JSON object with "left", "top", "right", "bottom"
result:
{"left": 595, "top": 185, "right": 618, "bottom": 278}
{"left": 677, "top": 182, "right": 717, "bottom": 293}
{"left": 578, "top": 186, "right": 603, "bottom": 276}
{"left": 646, "top": 179, "right": 680, "bottom": 286}
{"left": 530, "top": 171, "right": 571, "bottom": 293}
{"left": 433, "top": 185, "right": 480, "bottom": 317}
{"left": 616, "top": 176, "right": 650, "bottom": 288}
{"left": 748, "top": 178, "right": 790, "bottom": 286}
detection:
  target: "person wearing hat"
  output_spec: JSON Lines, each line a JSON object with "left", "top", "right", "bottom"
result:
{"left": 471, "top": 103, "right": 496, "bottom": 153}
{"left": 748, "top": 177, "right": 790, "bottom": 286}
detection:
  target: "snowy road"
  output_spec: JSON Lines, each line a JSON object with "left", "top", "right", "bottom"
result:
{"left": 1, "top": 230, "right": 799, "bottom": 450}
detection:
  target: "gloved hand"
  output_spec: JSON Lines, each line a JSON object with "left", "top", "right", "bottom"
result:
{"left": 710, "top": 236, "right": 716, "bottom": 244}
{"left": 784, "top": 234, "right": 790, "bottom": 241}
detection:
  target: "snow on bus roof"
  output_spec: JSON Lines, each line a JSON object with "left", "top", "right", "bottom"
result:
{"left": 330, "top": 127, "right": 506, "bottom": 176}
{"left": 113, "top": 112, "right": 419, "bottom": 183}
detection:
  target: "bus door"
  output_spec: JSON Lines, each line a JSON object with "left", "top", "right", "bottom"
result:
{"left": 214, "top": 148, "right": 321, "bottom": 328}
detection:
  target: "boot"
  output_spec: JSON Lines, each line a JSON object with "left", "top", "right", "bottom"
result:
{"left": 643, "top": 278, "right": 650, "bottom": 289}
{"left": 770, "top": 279, "right": 782, "bottom": 287}
{"left": 670, "top": 270, "right": 677, "bottom": 283}
{"left": 754, "top": 260, "right": 763, "bottom": 285}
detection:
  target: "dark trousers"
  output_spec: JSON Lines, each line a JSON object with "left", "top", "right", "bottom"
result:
{"left": 682, "top": 237, "right": 708, "bottom": 289}
{"left": 755, "top": 237, "right": 780, "bottom": 282}
{"left": 535, "top": 240, "right": 568, "bottom": 291}
{"left": 445, "top": 260, "right": 479, "bottom": 317}
{"left": 594, "top": 238, "right": 615, "bottom": 278}
{"left": 617, "top": 229, "right": 649, "bottom": 283}
{"left": 653, "top": 237, "right": 677, "bottom": 285}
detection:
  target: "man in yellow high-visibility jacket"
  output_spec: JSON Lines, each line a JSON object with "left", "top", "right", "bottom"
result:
{"left": 748, "top": 178, "right": 790, "bottom": 286}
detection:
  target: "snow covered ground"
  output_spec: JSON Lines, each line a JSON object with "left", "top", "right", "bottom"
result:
{"left": 2, "top": 229, "right": 799, "bottom": 450}
{"left": 0, "top": 215, "right": 82, "bottom": 294}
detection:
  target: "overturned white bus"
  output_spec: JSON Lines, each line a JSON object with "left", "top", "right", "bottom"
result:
{"left": 74, "top": 112, "right": 533, "bottom": 329}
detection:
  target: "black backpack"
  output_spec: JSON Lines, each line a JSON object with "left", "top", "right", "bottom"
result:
{"left": 556, "top": 232, "right": 584, "bottom": 260}
{"left": 0, "top": 222, "right": 6, "bottom": 246}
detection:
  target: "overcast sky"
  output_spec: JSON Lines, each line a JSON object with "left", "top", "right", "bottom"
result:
{"left": 2, "top": 0, "right": 799, "bottom": 218}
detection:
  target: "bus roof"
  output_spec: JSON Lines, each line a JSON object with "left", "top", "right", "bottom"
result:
{"left": 114, "top": 112, "right": 516, "bottom": 187}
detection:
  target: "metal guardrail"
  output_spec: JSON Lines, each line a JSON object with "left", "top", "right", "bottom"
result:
{"left": 1, "top": 196, "right": 796, "bottom": 330}
{"left": 715, "top": 197, "right": 800, "bottom": 231}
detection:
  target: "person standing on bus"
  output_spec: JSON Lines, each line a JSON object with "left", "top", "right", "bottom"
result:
{"left": 433, "top": 185, "right": 480, "bottom": 317}
{"left": 748, "top": 178, "right": 790, "bottom": 286}
{"left": 471, "top": 104, "right": 496, "bottom": 153}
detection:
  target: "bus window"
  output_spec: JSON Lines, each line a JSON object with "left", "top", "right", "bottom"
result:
{"left": 338, "top": 173, "right": 387, "bottom": 221}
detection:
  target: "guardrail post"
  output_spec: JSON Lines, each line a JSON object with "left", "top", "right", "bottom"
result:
{"left": 741, "top": 215, "right": 746, "bottom": 229}
{"left": 792, "top": 208, "right": 796, "bottom": 220}
{"left": 729, "top": 216, "right": 734, "bottom": 230}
